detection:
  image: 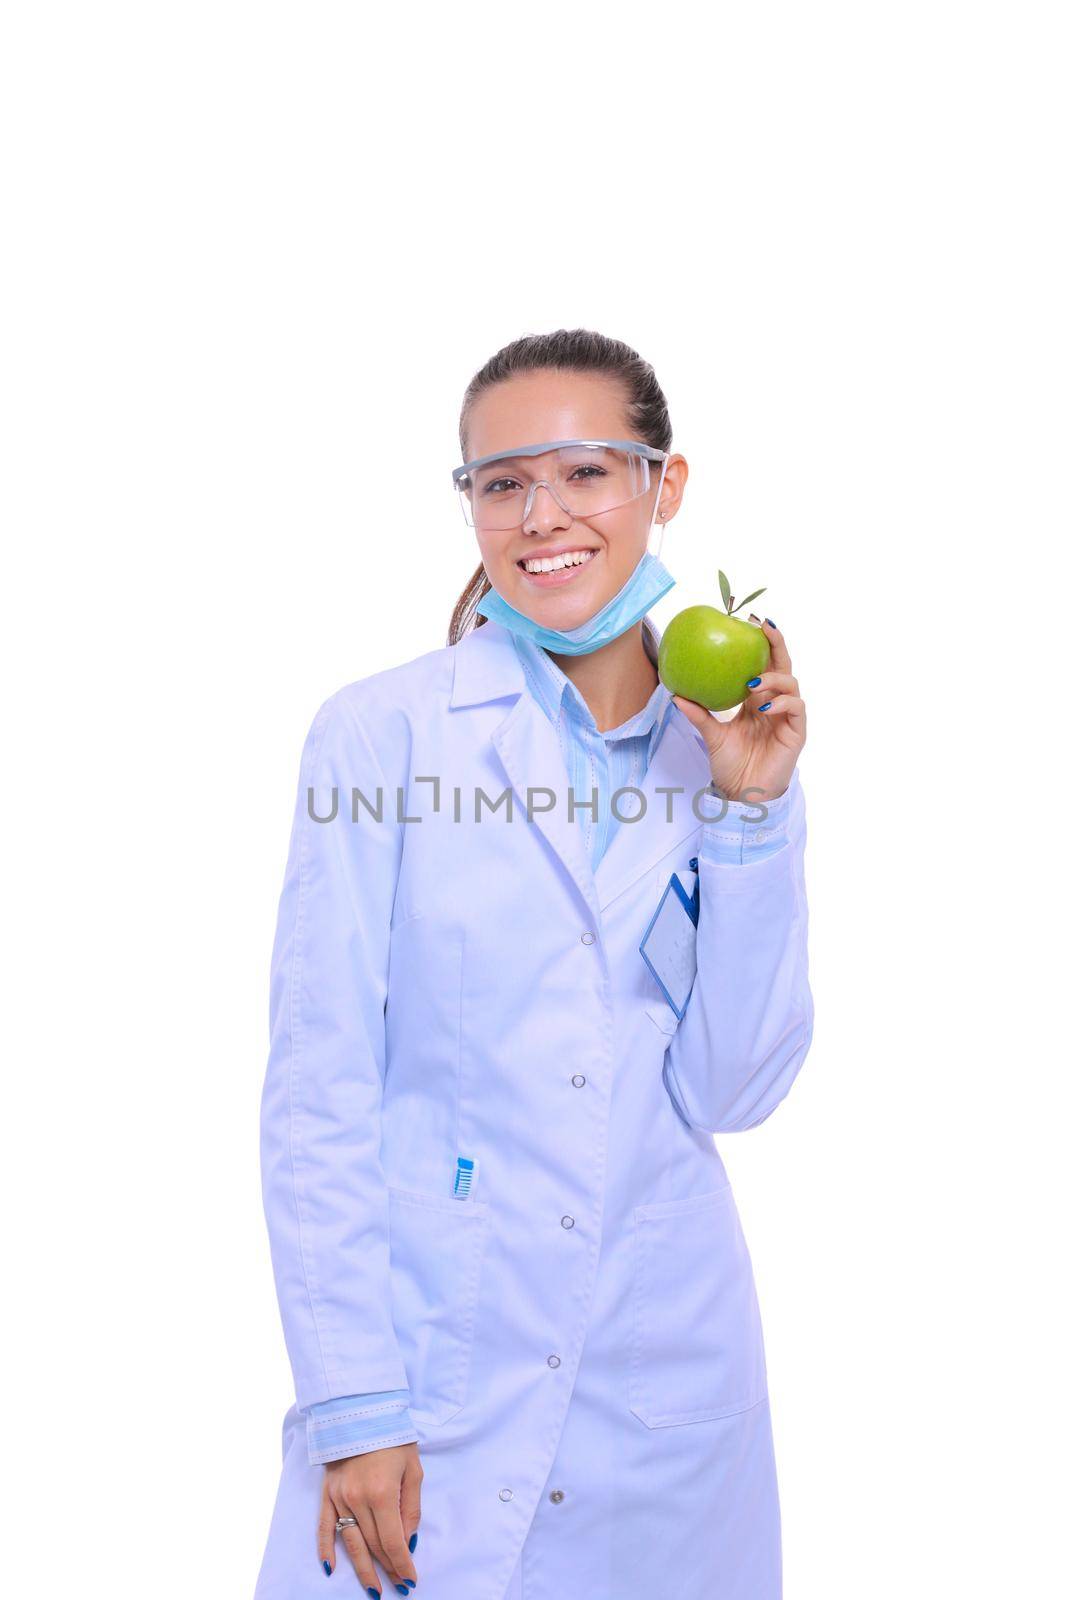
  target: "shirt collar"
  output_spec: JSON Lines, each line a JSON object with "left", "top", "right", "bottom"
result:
{"left": 508, "top": 629, "right": 676, "bottom": 751}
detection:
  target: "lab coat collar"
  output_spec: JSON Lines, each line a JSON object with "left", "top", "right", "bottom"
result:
{"left": 450, "top": 616, "right": 666, "bottom": 714}
{"left": 450, "top": 618, "right": 712, "bottom": 925}
{"left": 450, "top": 616, "right": 527, "bottom": 707}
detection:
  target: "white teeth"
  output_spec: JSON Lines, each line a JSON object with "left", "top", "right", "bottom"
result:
{"left": 521, "top": 549, "right": 595, "bottom": 574}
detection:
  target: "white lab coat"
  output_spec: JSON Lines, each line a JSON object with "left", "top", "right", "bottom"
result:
{"left": 255, "top": 616, "right": 814, "bottom": 1600}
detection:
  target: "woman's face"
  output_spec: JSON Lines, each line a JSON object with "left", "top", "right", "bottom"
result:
{"left": 464, "top": 370, "right": 683, "bottom": 630}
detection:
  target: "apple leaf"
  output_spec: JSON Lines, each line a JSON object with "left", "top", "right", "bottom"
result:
{"left": 737, "top": 586, "right": 767, "bottom": 610}
{"left": 718, "top": 570, "right": 732, "bottom": 610}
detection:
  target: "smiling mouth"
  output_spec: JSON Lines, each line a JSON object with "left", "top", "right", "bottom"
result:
{"left": 517, "top": 548, "right": 599, "bottom": 575}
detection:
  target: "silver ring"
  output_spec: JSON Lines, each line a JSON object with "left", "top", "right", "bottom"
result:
{"left": 335, "top": 1515, "right": 358, "bottom": 1532}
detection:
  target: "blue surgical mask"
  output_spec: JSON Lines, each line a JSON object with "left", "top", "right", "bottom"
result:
{"left": 475, "top": 469, "right": 676, "bottom": 655}
{"left": 475, "top": 547, "right": 676, "bottom": 655}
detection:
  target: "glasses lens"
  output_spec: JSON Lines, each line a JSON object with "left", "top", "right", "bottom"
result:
{"left": 456, "top": 445, "right": 649, "bottom": 530}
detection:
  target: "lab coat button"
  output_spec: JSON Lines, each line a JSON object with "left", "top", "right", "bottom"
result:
{"left": 571, "top": 1073, "right": 586, "bottom": 1087}
{"left": 755, "top": 828, "right": 766, "bottom": 843}
{"left": 580, "top": 931, "right": 596, "bottom": 945}
{"left": 549, "top": 1489, "right": 565, "bottom": 1503}
{"left": 560, "top": 1215, "right": 575, "bottom": 1229}
{"left": 547, "top": 1354, "right": 561, "bottom": 1368}
{"left": 499, "top": 1488, "right": 514, "bottom": 1502}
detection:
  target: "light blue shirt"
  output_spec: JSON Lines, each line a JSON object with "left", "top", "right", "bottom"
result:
{"left": 305, "top": 628, "right": 791, "bottom": 1464}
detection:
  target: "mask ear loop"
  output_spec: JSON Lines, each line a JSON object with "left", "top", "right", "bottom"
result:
{"left": 649, "top": 453, "right": 670, "bottom": 559}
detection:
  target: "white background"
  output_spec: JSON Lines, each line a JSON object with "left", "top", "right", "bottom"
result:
{"left": 3, "top": 3, "right": 1064, "bottom": 1595}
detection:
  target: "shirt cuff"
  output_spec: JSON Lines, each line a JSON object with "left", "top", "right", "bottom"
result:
{"left": 306, "top": 1389, "right": 420, "bottom": 1466}
{"left": 698, "top": 780, "right": 792, "bottom": 866}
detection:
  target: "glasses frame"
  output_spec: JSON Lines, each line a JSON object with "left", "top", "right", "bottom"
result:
{"left": 451, "top": 437, "right": 669, "bottom": 529}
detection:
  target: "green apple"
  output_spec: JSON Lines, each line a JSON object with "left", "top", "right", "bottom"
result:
{"left": 657, "top": 570, "right": 771, "bottom": 712}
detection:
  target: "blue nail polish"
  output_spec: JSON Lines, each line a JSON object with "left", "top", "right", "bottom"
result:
{"left": 396, "top": 1587, "right": 410, "bottom": 1596}
{"left": 758, "top": 701, "right": 772, "bottom": 711}
{"left": 322, "top": 1559, "right": 331, "bottom": 1575}
{"left": 365, "top": 1589, "right": 381, "bottom": 1598}
{"left": 746, "top": 676, "right": 761, "bottom": 687}
{"left": 766, "top": 618, "right": 777, "bottom": 628}
{"left": 408, "top": 1532, "right": 418, "bottom": 1552}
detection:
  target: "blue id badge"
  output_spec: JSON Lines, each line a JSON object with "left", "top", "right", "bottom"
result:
{"left": 639, "top": 857, "right": 700, "bottom": 1022}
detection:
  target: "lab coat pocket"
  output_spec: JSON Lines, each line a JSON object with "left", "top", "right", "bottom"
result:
{"left": 387, "top": 1185, "right": 491, "bottom": 1426}
{"left": 628, "top": 1186, "right": 768, "bottom": 1427}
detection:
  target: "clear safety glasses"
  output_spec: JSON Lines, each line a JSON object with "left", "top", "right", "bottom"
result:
{"left": 451, "top": 438, "right": 669, "bottom": 531}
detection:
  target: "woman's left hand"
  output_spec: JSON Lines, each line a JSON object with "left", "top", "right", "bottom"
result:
{"left": 670, "top": 618, "right": 806, "bottom": 804}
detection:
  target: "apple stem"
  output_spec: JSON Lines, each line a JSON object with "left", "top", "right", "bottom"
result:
{"left": 727, "top": 594, "right": 735, "bottom": 614}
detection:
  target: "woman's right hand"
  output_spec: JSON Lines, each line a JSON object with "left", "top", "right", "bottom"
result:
{"left": 319, "top": 1442, "right": 422, "bottom": 1592}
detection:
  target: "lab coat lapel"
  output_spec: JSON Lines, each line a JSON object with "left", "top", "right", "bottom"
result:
{"left": 490, "top": 689, "right": 602, "bottom": 927}
{"left": 450, "top": 617, "right": 713, "bottom": 927}
{"left": 592, "top": 711, "right": 712, "bottom": 913}
{"left": 451, "top": 619, "right": 600, "bottom": 927}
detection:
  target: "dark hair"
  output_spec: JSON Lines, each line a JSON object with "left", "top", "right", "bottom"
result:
{"left": 447, "top": 328, "right": 673, "bottom": 651}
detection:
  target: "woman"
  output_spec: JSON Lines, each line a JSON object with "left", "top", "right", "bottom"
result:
{"left": 255, "top": 329, "right": 813, "bottom": 1600}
